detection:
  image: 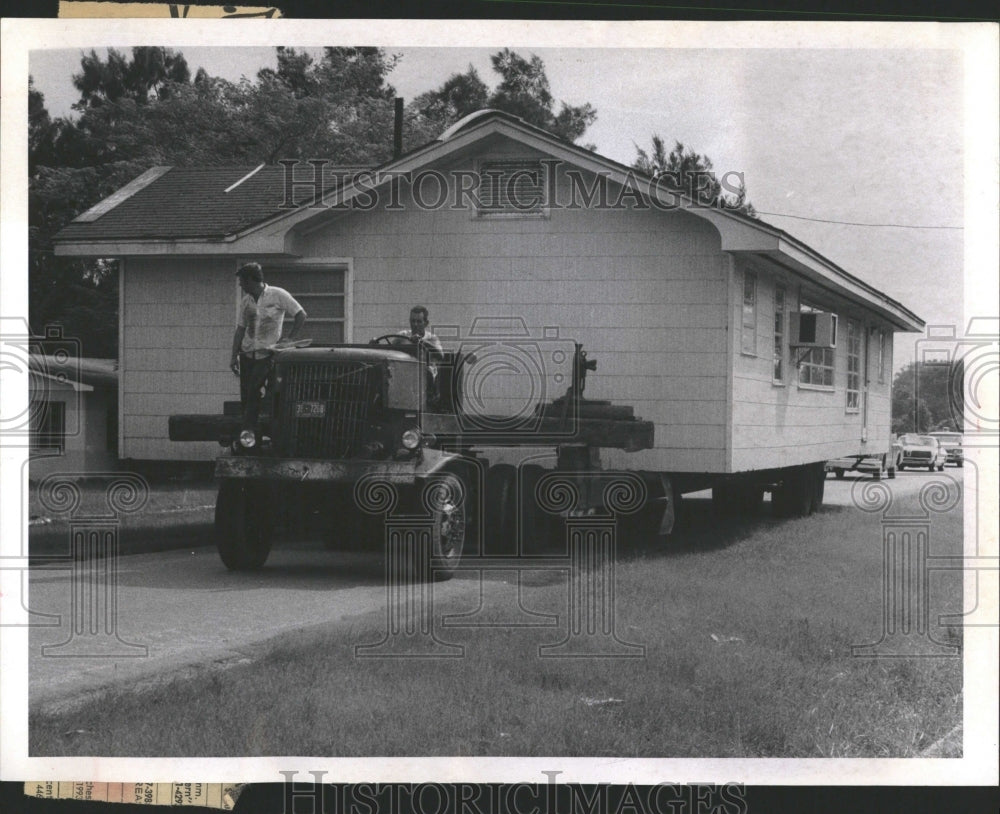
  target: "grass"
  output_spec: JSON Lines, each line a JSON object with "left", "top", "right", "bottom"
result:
{"left": 30, "top": 482, "right": 963, "bottom": 757}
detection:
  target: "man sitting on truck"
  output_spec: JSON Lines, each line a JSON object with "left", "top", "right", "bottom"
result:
{"left": 229, "top": 262, "right": 307, "bottom": 428}
{"left": 398, "top": 305, "right": 444, "bottom": 403}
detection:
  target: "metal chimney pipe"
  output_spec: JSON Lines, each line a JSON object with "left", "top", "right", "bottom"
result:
{"left": 393, "top": 97, "right": 404, "bottom": 159}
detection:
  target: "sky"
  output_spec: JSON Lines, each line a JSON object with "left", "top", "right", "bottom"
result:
{"left": 28, "top": 44, "right": 969, "bottom": 370}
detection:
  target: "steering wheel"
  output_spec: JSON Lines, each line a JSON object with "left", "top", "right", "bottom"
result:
{"left": 370, "top": 334, "right": 415, "bottom": 347}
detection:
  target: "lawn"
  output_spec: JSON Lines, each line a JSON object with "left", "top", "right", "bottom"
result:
{"left": 30, "top": 479, "right": 963, "bottom": 757}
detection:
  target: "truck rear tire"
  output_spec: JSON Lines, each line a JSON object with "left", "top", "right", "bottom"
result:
{"left": 812, "top": 464, "right": 825, "bottom": 509}
{"left": 215, "top": 480, "right": 274, "bottom": 570}
{"left": 772, "top": 465, "right": 816, "bottom": 518}
{"left": 713, "top": 481, "right": 763, "bottom": 515}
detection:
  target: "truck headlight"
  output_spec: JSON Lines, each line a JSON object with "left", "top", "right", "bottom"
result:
{"left": 239, "top": 429, "right": 256, "bottom": 449}
{"left": 401, "top": 429, "right": 422, "bottom": 450}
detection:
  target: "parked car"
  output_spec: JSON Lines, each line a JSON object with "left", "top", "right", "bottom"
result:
{"left": 897, "top": 433, "right": 947, "bottom": 471}
{"left": 929, "top": 431, "right": 964, "bottom": 467}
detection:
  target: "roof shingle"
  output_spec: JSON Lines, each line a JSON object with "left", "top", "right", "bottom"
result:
{"left": 54, "top": 164, "right": 372, "bottom": 242}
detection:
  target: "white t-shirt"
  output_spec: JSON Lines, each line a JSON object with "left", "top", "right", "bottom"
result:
{"left": 238, "top": 284, "right": 304, "bottom": 353}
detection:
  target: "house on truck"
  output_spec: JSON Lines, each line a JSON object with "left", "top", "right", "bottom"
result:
{"left": 53, "top": 109, "right": 923, "bottom": 500}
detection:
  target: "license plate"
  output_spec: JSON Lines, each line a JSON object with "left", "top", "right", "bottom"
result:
{"left": 295, "top": 401, "right": 326, "bottom": 418}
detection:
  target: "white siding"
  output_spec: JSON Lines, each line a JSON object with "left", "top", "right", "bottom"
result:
{"left": 729, "top": 259, "right": 896, "bottom": 472}
{"left": 121, "top": 258, "right": 237, "bottom": 460}
{"left": 298, "top": 153, "right": 730, "bottom": 472}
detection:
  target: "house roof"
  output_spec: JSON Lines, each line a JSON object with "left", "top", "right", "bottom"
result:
{"left": 55, "top": 164, "right": 372, "bottom": 242}
{"left": 29, "top": 355, "right": 118, "bottom": 390}
{"left": 52, "top": 109, "right": 923, "bottom": 331}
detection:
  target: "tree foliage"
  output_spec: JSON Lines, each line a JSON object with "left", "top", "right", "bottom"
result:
{"left": 633, "top": 134, "right": 756, "bottom": 216}
{"left": 30, "top": 47, "right": 598, "bottom": 356}
{"left": 72, "top": 47, "right": 191, "bottom": 111}
{"left": 407, "top": 49, "right": 597, "bottom": 145}
{"left": 890, "top": 361, "right": 964, "bottom": 434}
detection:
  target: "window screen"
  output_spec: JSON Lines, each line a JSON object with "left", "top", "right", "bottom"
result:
{"left": 478, "top": 160, "right": 545, "bottom": 214}
{"left": 262, "top": 266, "right": 347, "bottom": 345}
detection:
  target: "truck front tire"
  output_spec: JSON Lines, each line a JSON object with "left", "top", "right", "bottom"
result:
{"left": 215, "top": 480, "right": 274, "bottom": 570}
{"left": 427, "top": 468, "right": 477, "bottom": 581}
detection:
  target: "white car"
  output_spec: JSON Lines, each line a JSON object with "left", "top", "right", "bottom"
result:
{"left": 928, "top": 431, "right": 964, "bottom": 467}
{"left": 897, "top": 434, "right": 947, "bottom": 471}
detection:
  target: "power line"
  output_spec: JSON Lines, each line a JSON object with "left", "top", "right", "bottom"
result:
{"left": 755, "top": 210, "right": 964, "bottom": 230}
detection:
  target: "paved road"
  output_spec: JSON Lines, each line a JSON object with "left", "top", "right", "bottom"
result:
{"left": 25, "top": 465, "right": 966, "bottom": 711}
{"left": 27, "top": 543, "right": 509, "bottom": 710}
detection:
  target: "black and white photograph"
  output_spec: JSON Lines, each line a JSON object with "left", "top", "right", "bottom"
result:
{"left": 1, "top": 16, "right": 997, "bottom": 791}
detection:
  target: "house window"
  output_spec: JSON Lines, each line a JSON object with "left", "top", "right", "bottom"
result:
{"left": 478, "top": 159, "right": 545, "bottom": 216}
{"left": 773, "top": 286, "right": 786, "bottom": 382}
{"left": 261, "top": 266, "right": 347, "bottom": 345}
{"left": 31, "top": 400, "right": 66, "bottom": 454}
{"left": 797, "top": 302, "right": 835, "bottom": 388}
{"left": 741, "top": 270, "right": 757, "bottom": 355}
{"left": 878, "top": 330, "right": 887, "bottom": 383}
{"left": 846, "top": 319, "right": 861, "bottom": 411}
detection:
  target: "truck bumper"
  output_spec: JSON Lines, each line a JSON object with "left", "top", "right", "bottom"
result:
{"left": 214, "top": 448, "right": 465, "bottom": 484}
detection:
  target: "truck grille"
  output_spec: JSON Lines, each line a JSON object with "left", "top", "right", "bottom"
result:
{"left": 275, "top": 361, "right": 378, "bottom": 458}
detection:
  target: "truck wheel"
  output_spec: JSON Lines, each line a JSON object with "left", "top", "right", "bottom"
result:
{"left": 485, "top": 464, "right": 516, "bottom": 555}
{"left": 812, "top": 464, "right": 825, "bottom": 510}
{"left": 215, "top": 480, "right": 273, "bottom": 570}
{"left": 520, "top": 464, "right": 557, "bottom": 552}
{"left": 426, "top": 469, "right": 476, "bottom": 581}
{"left": 714, "top": 481, "right": 764, "bottom": 515}
{"left": 773, "top": 466, "right": 814, "bottom": 518}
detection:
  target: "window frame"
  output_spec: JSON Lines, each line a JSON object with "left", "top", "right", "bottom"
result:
{"left": 878, "top": 329, "right": 887, "bottom": 384}
{"left": 741, "top": 269, "right": 758, "bottom": 356}
{"left": 475, "top": 158, "right": 549, "bottom": 218}
{"left": 797, "top": 300, "right": 836, "bottom": 390}
{"left": 846, "top": 318, "right": 862, "bottom": 412}
{"left": 249, "top": 261, "right": 352, "bottom": 345}
{"left": 773, "top": 285, "right": 786, "bottom": 384}
{"left": 31, "top": 399, "right": 66, "bottom": 454}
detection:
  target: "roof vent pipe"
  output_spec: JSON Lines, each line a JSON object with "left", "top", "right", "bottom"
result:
{"left": 393, "top": 97, "right": 404, "bottom": 159}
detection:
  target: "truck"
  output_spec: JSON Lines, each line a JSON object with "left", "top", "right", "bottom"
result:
{"left": 169, "top": 337, "right": 659, "bottom": 576}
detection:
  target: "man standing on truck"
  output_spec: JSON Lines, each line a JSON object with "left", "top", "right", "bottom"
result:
{"left": 229, "top": 262, "right": 307, "bottom": 427}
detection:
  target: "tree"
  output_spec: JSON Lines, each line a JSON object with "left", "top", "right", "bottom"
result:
{"left": 406, "top": 49, "right": 597, "bottom": 145}
{"left": 890, "top": 360, "right": 964, "bottom": 434}
{"left": 633, "top": 134, "right": 756, "bottom": 216}
{"left": 29, "top": 47, "right": 410, "bottom": 355}
{"left": 72, "top": 46, "right": 191, "bottom": 111}
{"left": 409, "top": 65, "right": 490, "bottom": 141}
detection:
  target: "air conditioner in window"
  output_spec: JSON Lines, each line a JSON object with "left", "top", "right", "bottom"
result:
{"left": 790, "top": 312, "right": 838, "bottom": 348}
